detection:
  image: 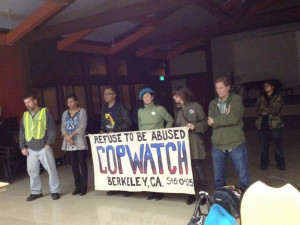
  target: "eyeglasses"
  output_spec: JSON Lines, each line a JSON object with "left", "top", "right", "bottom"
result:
{"left": 104, "top": 93, "right": 115, "bottom": 96}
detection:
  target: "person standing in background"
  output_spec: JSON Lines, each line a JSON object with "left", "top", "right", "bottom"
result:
{"left": 173, "top": 86, "right": 209, "bottom": 205}
{"left": 61, "top": 94, "right": 89, "bottom": 196}
{"left": 19, "top": 93, "right": 60, "bottom": 201}
{"left": 255, "top": 81, "right": 285, "bottom": 170}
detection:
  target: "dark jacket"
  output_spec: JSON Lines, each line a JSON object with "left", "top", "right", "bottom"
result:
{"left": 208, "top": 93, "right": 246, "bottom": 150}
{"left": 100, "top": 101, "right": 132, "bottom": 132}
{"left": 255, "top": 92, "right": 284, "bottom": 130}
{"left": 175, "top": 101, "right": 208, "bottom": 160}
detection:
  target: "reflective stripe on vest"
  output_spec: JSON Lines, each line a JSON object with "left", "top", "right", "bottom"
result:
{"left": 24, "top": 108, "right": 47, "bottom": 141}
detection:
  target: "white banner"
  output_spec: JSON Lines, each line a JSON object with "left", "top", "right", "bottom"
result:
{"left": 89, "top": 127, "right": 194, "bottom": 194}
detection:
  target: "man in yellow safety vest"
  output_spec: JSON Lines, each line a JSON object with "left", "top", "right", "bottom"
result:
{"left": 19, "top": 93, "right": 60, "bottom": 201}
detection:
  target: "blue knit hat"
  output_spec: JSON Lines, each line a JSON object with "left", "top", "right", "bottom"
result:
{"left": 139, "top": 88, "right": 155, "bottom": 100}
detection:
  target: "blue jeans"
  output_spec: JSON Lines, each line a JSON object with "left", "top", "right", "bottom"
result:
{"left": 258, "top": 129, "right": 285, "bottom": 167}
{"left": 27, "top": 147, "right": 60, "bottom": 194}
{"left": 212, "top": 143, "right": 251, "bottom": 191}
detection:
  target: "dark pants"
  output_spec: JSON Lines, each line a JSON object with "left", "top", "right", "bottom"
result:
{"left": 67, "top": 150, "right": 88, "bottom": 191}
{"left": 191, "top": 159, "right": 208, "bottom": 195}
{"left": 258, "top": 129, "right": 285, "bottom": 167}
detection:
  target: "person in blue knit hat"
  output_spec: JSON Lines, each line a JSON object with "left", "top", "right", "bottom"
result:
{"left": 137, "top": 87, "right": 174, "bottom": 200}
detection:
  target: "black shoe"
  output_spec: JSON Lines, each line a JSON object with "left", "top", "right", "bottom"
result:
{"left": 26, "top": 194, "right": 43, "bottom": 201}
{"left": 155, "top": 193, "right": 164, "bottom": 201}
{"left": 106, "top": 191, "right": 118, "bottom": 196}
{"left": 277, "top": 165, "right": 286, "bottom": 170}
{"left": 261, "top": 165, "right": 268, "bottom": 170}
{"left": 186, "top": 195, "right": 196, "bottom": 205}
{"left": 72, "top": 187, "right": 80, "bottom": 195}
{"left": 79, "top": 189, "right": 87, "bottom": 196}
{"left": 51, "top": 193, "right": 60, "bottom": 200}
{"left": 147, "top": 193, "right": 156, "bottom": 200}
{"left": 121, "top": 191, "right": 131, "bottom": 197}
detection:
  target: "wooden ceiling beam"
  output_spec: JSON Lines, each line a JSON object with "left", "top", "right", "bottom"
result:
{"left": 61, "top": 26, "right": 157, "bottom": 55}
{"left": 0, "top": 34, "right": 7, "bottom": 44}
{"left": 141, "top": 51, "right": 168, "bottom": 60}
{"left": 166, "top": 38, "right": 206, "bottom": 59}
{"left": 64, "top": 43, "right": 111, "bottom": 55}
{"left": 44, "top": 0, "right": 72, "bottom": 5}
{"left": 130, "top": 17, "right": 162, "bottom": 27}
{"left": 110, "top": 26, "right": 156, "bottom": 54}
{"left": 6, "top": 1, "right": 71, "bottom": 44}
{"left": 26, "top": 0, "right": 203, "bottom": 42}
{"left": 246, "top": 0, "right": 283, "bottom": 16}
{"left": 57, "top": 28, "right": 95, "bottom": 50}
{"left": 219, "top": 0, "right": 241, "bottom": 15}
{"left": 136, "top": 46, "right": 159, "bottom": 57}
{"left": 196, "top": 0, "right": 232, "bottom": 21}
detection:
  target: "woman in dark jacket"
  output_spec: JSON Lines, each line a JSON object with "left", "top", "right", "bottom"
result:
{"left": 173, "top": 86, "right": 209, "bottom": 205}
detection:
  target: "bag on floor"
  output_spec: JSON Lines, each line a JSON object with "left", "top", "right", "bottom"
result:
{"left": 187, "top": 191, "right": 213, "bottom": 225}
{"left": 204, "top": 204, "right": 237, "bottom": 225}
{"left": 213, "top": 185, "right": 242, "bottom": 218}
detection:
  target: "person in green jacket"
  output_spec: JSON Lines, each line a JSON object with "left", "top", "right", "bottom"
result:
{"left": 208, "top": 77, "right": 251, "bottom": 191}
{"left": 173, "top": 86, "right": 208, "bottom": 205}
{"left": 138, "top": 87, "right": 174, "bottom": 200}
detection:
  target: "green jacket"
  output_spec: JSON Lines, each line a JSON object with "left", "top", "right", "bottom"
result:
{"left": 255, "top": 92, "right": 284, "bottom": 130}
{"left": 175, "top": 101, "right": 208, "bottom": 160}
{"left": 208, "top": 93, "right": 246, "bottom": 150}
{"left": 138, "top": 102, "right": 174, "bottom": 131}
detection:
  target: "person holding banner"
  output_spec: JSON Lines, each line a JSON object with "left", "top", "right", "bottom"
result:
{"left": 61, "top": 94, "right": 88, "bottom": 196}
{"left": 138, "top": 87, "right": 174, "bottom": 200}
{"left": 100, "top": 86, "right": 132, "bottom": 197}
{"left": 173, "top": 86, "right": 209, "bottom": 205}
{"left": 208, "top": 77, "right": 251, "bottom": 192}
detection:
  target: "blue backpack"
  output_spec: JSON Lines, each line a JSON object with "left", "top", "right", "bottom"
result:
{"left": 204, "top": 204, "right": 237, "bottom": 225}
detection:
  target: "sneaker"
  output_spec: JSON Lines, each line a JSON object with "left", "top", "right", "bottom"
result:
{"left": 147, "top": 192, "right": 156, "bottom": 200}
{"left": 51, "top": 193, "right": 60, "bottom": 200}
{"left": 186, "top": 195, "right": 196, "bottom": 205}
{"left": 26, "top": 194, "right": 43, "bottom": 201}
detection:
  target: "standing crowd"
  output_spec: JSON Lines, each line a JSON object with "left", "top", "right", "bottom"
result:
{"left": 19, "top": 77, "right": 285, "bottom": 205}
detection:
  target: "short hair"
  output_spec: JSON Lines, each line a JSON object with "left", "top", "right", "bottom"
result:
{"left": 104, "top": 86, "right": 117, "bottom": 94}
{"left": 66, "top": 93, "right": 78, "bottom": 102}
{"left": 23, "top": 93, "right": 37, "bottom": 100}
{"left": 215, "top": 77, "right": 231, "bottom": 86}
{"left": 172, "top": 86, "right": 196, "bottom": 103}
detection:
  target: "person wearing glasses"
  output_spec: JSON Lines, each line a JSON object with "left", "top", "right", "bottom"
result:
{"left": 255, "top": 80, "right": 285, "bottom": 170}
{"left": 138, "top": 87, "right": 174, "bottom": 200}
{"left": 100, "top": 86, "right": 132, "bottom": 196}
{"left": 61, "top": 94, "right": 88, "bottom": 196}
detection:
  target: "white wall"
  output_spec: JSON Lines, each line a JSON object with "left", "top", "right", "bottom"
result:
{"left": 211, "top": 23, "right": 300, "bottom": 95}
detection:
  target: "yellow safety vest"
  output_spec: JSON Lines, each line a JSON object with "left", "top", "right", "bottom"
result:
{"left": 24, "top": 108, "right": 47, "bottom": 141}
